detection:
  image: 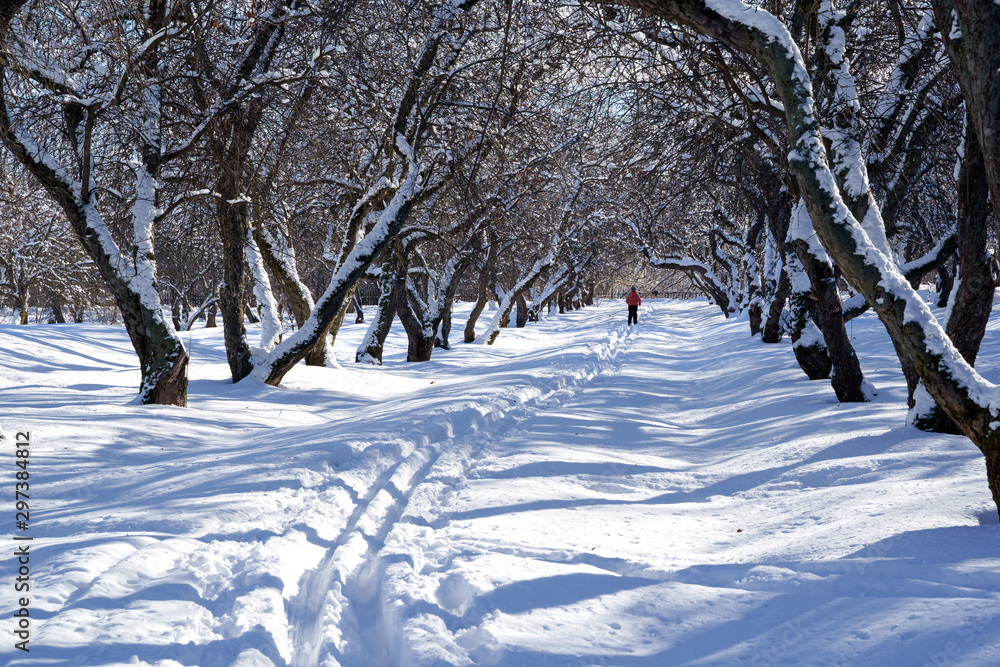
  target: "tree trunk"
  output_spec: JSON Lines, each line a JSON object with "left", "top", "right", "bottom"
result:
{"left": 749, "top": 303, "right": 763, "bottom": 337}
{"left": 464, "top": 285, "right": 491, "bottom": 343}
{"left": 218, "top": 198, "right": 253, "bottom": 382}
{"left": 761, "top": 181, "right": 793, "bottom": 344}
{"left": 432, "top": 262, "right": 467, "bottom": 349}
{"left": 937, "top": 263, "right": 955, "bottom": 308}
{"left": 126, "top": 294, "right": 189, "bottom": 406}
{"left": 354, "top": 294, "right": 365, "bottom": 324}
{"left": 931, "top": 0, "right": 1000, "bottom": 232}
{"left": 391, "top": 244, "right": 435, "bottom": 362}
{"left": 762, "top": 269, "right": 789, "bottom": 343}
{"left": 515, "top": 293, "right": 529, "bottom": 327}
{"left": 243, "top": 303, "right": 260, "bottom": 324}
{"left": 792, "top": 326, "right": 832, "bottom": 380}
{"left": 986, "top": 446, "right": 1000, "bottom": 518}
{"left": 787, "top": 255, "right": 831, "bottom": 380}
{"left": 916, "top": 110, "right": 995, "bottom": 433}
{"left": 212, "top": 100, "right": 257, "bottom": 382}
{"left": 436, "top": 303, "right": 453, "bottom": 349}
{"left": 792, "top": 240, "right": 869, "bottom": 402}
{"left": 405, "top": 330, "right": 434, "bottom": 361}
{"left": 319, "top": 284, "right": 361, "bottom": 363}
{"left": 356, "top": 248, "right": 405, "bottom": 364}
{"left": 14, "top": 285, "right": 28, "bottom": 324}
{"left": 397, "top": 287, "right": 435, "bottom": 362}
{"left": 50, "top": 295, "right": 65, "bottom": 324}
{"left": 944, "top": 119, "right": 994, "bottom": 367}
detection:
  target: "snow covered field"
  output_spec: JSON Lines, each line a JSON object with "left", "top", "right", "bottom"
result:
{"left": 2, "top": 298, "right": 999, "bottom": 666}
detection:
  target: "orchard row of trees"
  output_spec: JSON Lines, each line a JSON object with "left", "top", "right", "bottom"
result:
{"left": 0, "top": 0, "right": 656, "bottom": 401}
{"left": 2, "top": 1, "right": 1000, "bottom": 507}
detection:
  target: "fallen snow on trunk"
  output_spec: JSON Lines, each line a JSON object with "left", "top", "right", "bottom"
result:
{"left": 1, "top": 299, "right": 999, "bottom": 666}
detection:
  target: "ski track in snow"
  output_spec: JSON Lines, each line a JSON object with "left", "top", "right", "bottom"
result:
{"left": 2, "top": 299, "right": 1000, "bottom": 666}
{"left": 287, "top": 314, "right": 633, "bottom": 666}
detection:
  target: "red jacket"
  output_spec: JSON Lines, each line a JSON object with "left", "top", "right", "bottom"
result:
{"left": 626, "top": 291, "right": 641, "bottom": 306}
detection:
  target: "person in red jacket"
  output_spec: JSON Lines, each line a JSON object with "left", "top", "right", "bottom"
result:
{"left": 626, "top": 286, "right": 641, "bottom": 325}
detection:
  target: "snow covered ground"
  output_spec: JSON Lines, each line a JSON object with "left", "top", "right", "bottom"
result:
{"left": 2, "top": 298, "right": 999, "bottom": 666}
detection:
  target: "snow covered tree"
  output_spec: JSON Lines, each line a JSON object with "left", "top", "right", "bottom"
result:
{"left": 585, "top": 0, "right": 1000, "bottom": 515}
{"left": 0, "top": 0, "right": 192, "bottom": 404}
{"left": 252, "top": 0, "right": 519, "bottom": 384}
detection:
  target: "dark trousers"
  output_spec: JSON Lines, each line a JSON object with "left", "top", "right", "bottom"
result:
{"left": 628, "top": 304, "right": 638, "bottom": 325}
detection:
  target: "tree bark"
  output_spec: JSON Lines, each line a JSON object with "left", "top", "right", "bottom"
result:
{"left": 931, "top": 0, "right": 1000, "bottom": 230}
{"left": 322, "top": 284, "right": 360, "bottom": 361}
{"left": 745, "top": 215, "right": 765, "bottom": 336}
{"left": 397, "top": 284, "right": 435, "bottom": 362}
{"left": 787, "top": 254, "right": 831, "bottom": 380}
{"left": 50, "top": 295, "right": 65, "bottom": 324}
{"left": 937, "top": 263, "right": 955, "bottom": 308}
{"left": 436, "top": 302, "right": 453, "bottom": 349}
{"left": 986, "top": 446, "right": 1000, "bottom": 519}
{"left": 791, "top": 240, "right": 868, "bottom": 402}
{"left": 944, "top": 121, "right": 994, "bottom": 367}
{"left": 356, "top": 247, "right": 405, "bottom": 365}
{"left": 761, "top": 269, "right": 789, "bottom": 343}
{"left": 762, "top": 184, "right": 792, "bottom": 343}
{"left": 461, "top": 244, "right": 493, "bottom": 343}
{"left": 215, "top": 163, "right": 254, "bottom": 383}
{"left": 432, "top": 260, "right": 468, "bottom": 349}
{"left": 243, "top": 303, "right": 260, "bottom": 324}
{"left": 464, "top": 285, "right": 491, "bottom": 343}
{"left": 354, "top": 294, "right": 365, "bottom": 324}
{"left": 14, "top": 285, "right": 28, "bottom": 324}
{"left": 916, "top": 109, "right": 995, "bottom": 432}
{"left": 515, "top": 293, "right": 529, "bottom": 327}
{"left": 749, "top": 303, "right": 763, "bottom": 337}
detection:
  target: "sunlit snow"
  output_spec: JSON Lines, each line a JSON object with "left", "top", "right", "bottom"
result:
{"left": 2, "top": 298, "right": 999, "bottom": 666}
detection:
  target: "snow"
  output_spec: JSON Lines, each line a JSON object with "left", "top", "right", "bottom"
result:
{"left": 950, "top": 11, "right": 963, "bottom": 40}
{"left": 908, "top": 382, "right": 939, "bottom": 427}
{"left": 787, "top": 198, "right": 832, "bottom": 266}
{"left": 3, "top": 298, "right": 1000, "bottom": 665}
{"left": 794, "top": 318, "right": 825, "bottom": 349}
{"left": 244, "top": 229, "right": 283, "bottom": 357}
